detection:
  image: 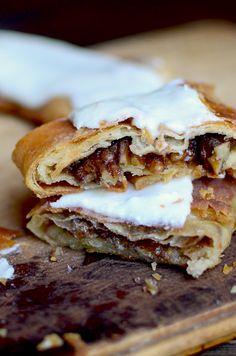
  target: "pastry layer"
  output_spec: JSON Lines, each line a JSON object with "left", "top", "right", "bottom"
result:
{"left": 27, "top": 178, "right": 236, "bottom": 277}
{"left": 13, "top": 81, "right": 236, "bottom": 197}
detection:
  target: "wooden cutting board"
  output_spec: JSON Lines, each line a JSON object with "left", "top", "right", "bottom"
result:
{"left": 1, "top": 20, "right": 236, "bottom": 355}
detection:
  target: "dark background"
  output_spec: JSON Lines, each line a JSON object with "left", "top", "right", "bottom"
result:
{"left": 1, "top": 0, "right": 236, "bottom": 46}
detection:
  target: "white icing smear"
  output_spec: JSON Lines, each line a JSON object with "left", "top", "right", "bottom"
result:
{"left": 0, "top": 244, "right": 20, "bottom": 256}
{"left": 0, "top": 31, "right": 164, "bottom": 108}
{"left": 0, "top": 258, "right": 14, "bottom": 280}
{"left": 71, "top": 80, "right": 220, "bottom": 138}
{"left": 51, "top": 176, "right": 193, "bottom": 228}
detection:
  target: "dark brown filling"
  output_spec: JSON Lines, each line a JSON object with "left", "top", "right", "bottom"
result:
{"left": 186, "top": 134, "right": 235, "bottom": 170}
{"left": 59, "top": 215, "right": 187, "bottom": 266}
{"left": 67, "top": 134, "right": 236, "bottom": 187}
{"left": 68, "top": 137, "right": 133, "bottom": 188}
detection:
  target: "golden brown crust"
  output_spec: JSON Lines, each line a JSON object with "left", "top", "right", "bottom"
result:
{"left": 13, "top": 119, "right": 79, "bottom": 196}
{"left": 0, "top": 96, "right": 72, "bottom": 125}
{"left": 191, "top": 82, "right": 236, "bottom": 123}
{"left": 192, "top": 177, "right": 236, "bottom": 226}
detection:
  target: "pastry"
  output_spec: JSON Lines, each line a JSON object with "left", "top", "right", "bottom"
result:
{"left": 13, "top": 80, "right": 236, "bottom": 197}
{"left": 27, "top": 177, "right": 236, "bottom": 278}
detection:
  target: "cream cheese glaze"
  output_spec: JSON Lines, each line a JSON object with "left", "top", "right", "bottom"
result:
{"left": 51, "top": 176, "right": 193, "bottom": 228}
{"left": 71, "top": 80, "right": 221, "bottom": 138}
{"left": 0, "top": 31, "right": 164, "bottom": 108}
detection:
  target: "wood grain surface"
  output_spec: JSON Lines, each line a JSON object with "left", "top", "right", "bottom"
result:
{"left": 1, "top": 20, "right": 236, "bottom": 355}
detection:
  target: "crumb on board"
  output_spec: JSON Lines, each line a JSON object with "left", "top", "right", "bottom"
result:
{"left": 50, "top": 256, "right": 57, "bottom": 262}
{"left": 233, "top": 261, "right": 236, "bottom": 268}
{"left": 55, "top": 247, "right": 63, "bottom": 256}
{"left": 0, "top": 328, "right": 7, "bottom": 337}
{"left": 223, "top": 264, "right": 233, "bottom": 275}
{"left": 134, "top": 276, "right": 142, "bottom": 285}
{"left": 152, "top": 272, "right": 162, "bottom": 281}
{"left": 143, "top": 277, "right": 159, "bottom": 295}
{"left": 230, "top": 285, "right": 236, "bottom": 294}
{"left": 63, "top": 333, "right": 87, "bottom": 353}
{"left": 0, "top": 278, "right": 7, "bottom": 286}
{"left": 151, "top": 262, "right": 157, "bottom": 271}
{"left": 67, "top": 265, "right": 73, "bottom": 273}
{"left": 36, "top": 333, "right": 64, "bottom": 351}
{"left": 49, "top": 247, "right": 63, "bottom": 262}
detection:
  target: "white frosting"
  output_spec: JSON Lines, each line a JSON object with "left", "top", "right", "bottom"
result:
{"left": 0, "top": 244, "right": 20, "bottom": 256}
{"left": 0, "top": 258, "right": 14, "bottom": 280}
{"left": 71, "top": 80, "right": 221, "bottom": 138}
{"left": 51, "top": 176, "right": 193, "bottom": 228}
{"left": 0, "top": 31, "right": 164, "bottom": 109}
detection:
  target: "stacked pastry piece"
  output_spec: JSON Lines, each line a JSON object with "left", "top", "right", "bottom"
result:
{"left": 13, "top": 80, "right": 236, "bottom": 277}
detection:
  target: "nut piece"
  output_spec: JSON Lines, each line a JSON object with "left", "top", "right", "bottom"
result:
{"left": 50, "top": 256, "right": 57, "bottom": 262}
{"left": 37, "top": 333, "right": 64, "bottom": 351}
{"left": 223, "top": 264, "right": 233, "bottom": 275}
{"left": 152, "top": 273, "right": 162, "bottom": 281}
{"left": 143, "top": 277, "right": 159, "bottom": 295}
{"left": 49, "top": 247, "right": 63, "bottom": 262}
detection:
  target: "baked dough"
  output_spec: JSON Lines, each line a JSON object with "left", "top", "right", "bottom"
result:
{"left": 0, "top": 96, "right": 72, "bottom": 125}
{"left": 27, "top": 177, "right": 236, "bottom": 277}
{"left": 13, "top": 82, "right": 236, "bottom": 197}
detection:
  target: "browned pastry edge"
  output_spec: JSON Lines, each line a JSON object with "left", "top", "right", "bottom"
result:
{"left": 0, "top": 96, "right": 72, "bottom": 125}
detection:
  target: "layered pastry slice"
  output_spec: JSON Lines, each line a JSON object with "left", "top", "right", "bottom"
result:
{"left": 27, "top": 176, "right": 236, "bottom": 278}
{"left": 13, "top": 80, "right": 236, "bottom": 198}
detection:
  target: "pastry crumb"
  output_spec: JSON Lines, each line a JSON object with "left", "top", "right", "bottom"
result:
{"left": 0, "top": 278, "right": 7, "bottom": 286}
{"left": 232, "top": 261, "right": 236, "bottom": 268}
{"left": 151, "top": 262, "right": 157, "bottom": 271}
{"left": 67, "top": 265, "right": 73, "bottom": 273}
{"left": 134, "top": 276, "right": 142, "bottom": 285}
{"left": 50, "top": 247, "right": 63, "bottom": 262}
{"left": 152, "top": 272, "right": 162, "bottom": 281}
{"left": 36, "top": 333, "right": 64, "bottom": 351}
{"left": 0, "top": 328, "right": 7, "bottom": 337}
{"left": 49, "top": 250, "right": 57, "bottom": 262}
{"left": 63, "top": 333, "right": 87, "bottom": 352}
{"left": 230, "top": 285, "right": 236, "bottom": 294}
{"left": 223, "top": 264, "right": 233, "bottom": 275}
{"left": 50, "top": 256, "right": 57, "bottom": 262}
{"left": 143, "top": 277, "right": 159, "bottom": 295}
{"left": 55, "top": 247, "right": 63, "bottom": 256}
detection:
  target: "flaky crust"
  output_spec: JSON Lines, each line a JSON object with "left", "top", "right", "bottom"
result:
{"left": 27, "top": 178, "right": 236, "bottom": 277}
{"left": 27, "top": 179, "right": 236, "bottom": 277}
{"left": 0, "top": 97, "right": 72, "bottom": 125}
{"left": 13, "top": 82, "right": 236, "bottom": 197}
